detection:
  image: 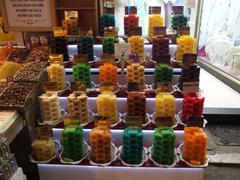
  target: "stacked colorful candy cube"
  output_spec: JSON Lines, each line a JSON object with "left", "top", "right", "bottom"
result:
{"left": 127, "top": 92, "right": 146, "bottom": 124}
{"left": 175, "top": 35, "right": 196, "bottom": 61}
{"left": 121, "top": 127, "right": 143, "bottom": 164}
{"left": 171, "top": 14, "right": 188, "bottom": 31}
{"left": 152, "top": 128, "right": 175, "bottom": 165}
{"left": 90, "top": 121, "right": 112, "bottom": 163}
{"left": 124, "top": 14, "right": 139, "bottom": 36}
{"left": 73, "top": 63, "right": 91, "bottom": 88}
{"left": 62, "top": 18, "right": 79, "bottom": 35}
{"left": 67, "top": 92, "right": 88, "bottom": 124}
{"left": 62, "top": 125, "right": 84, "bottom": 161}
{"left": 148, "top": 14, "right": 164, "bottom": 38}
{"left": 103, "top": 37, "right": 118, "bottom": 54}
{"left": 51, "top": 37, "right": 69, "bottom": 61}
{"left": 182, "top": 92, "right": 205, "bottom": 123}
{"left": 152, "top": 37, "right": 169, "bottom": 61}
{"left": 47, "top": 63, "right": 66, "bottom": 91}
{"left": 126, "top": 63, "right": 145, "bottom": 90}
{"left": 178, "top": 64, "right": 200, "bottom": 90}
{"left": 100, "top": 13, "right": 115, "bottom": 36}
{"left": 77, "top": 36, "right": 94, "bottom": 61}
{"left": 97, "top": 92, "right": 117, "bottom": 125}
{"left": 183, "top": 127, "right": 207, "bottom": 165}
{"left": 99, "top": 63, "right": 118, "bottom": 92}
{"left": 154, "top": 64, "right": 173, "bottom": 88}
{"left": 128, "top": 36, "right": 144, "bottom": 59}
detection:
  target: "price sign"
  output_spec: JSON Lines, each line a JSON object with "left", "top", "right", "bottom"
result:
{"left": 156, "top": 82, "right": 172, "bottom": 93}
{"left": 153, "top": 26, "right": 166, "bottom": 37}
{"left": 49, "top": 54, "right": 63, "bottom": 64}
{"left": 0, "top": 0, "right": 55, "bottom": 31}
{"left": 126, "top": 116, "right": 143, "bottom": 128}
{"left": 125, "top": 6, "right": 137, "bottom": 15}
{"left": 149, "top": 6, "right": 161, "bottom": 14}
{"left": 114, "top": 43, "right": 131, "bottom": 59}
{"left": 130, "top": 27, "right": 142, "bottom": 36}
{"left": 183, "top": 81, "right": 199, "bottom": 93}
{"left": 155, "top": 116, "right": 173, "bottom": 127}
{"left": 64, "top": 116, "right": 80, "bottom": 126}
{"left": 183, "top": 53, "right": 197, "bottom": 65}
{"left": 155, "top": 54, "right": 171, "bottom": 65}
{"left": 42, "top": 81, "right": 58, "bottom": 92}
{"left": 186, "top": 116, "right": 204, "bottom": 128}
{"left": 7, "top": 76, "right": 14, "bottom": 83}
{"left": 35, "top": 126, "right": 53, "bottom": 140}
{"left": 127, "top": 82, "right": 140, "bottom": 92}
{"left": 71, "top": 80, "right": 86, "bottom": 92}
{"left": 172, "top": 6, "right": 184, "bottom": 14}
{"left": 179, "top": 27, "right": 190, "bottom": 36}
{"left": 93, "top": 115, "right": 111, "bottom": 127}
{"left": 74, "top": 54, "right": 88, "bottom": 64}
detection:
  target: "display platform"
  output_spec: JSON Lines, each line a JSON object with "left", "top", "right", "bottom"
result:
{"left": 38, "top": 130, "right": 204, "bottom": 180}
{"left": 57, "top": 97, "right": 184, "bottom": 130}
{"left": 68, "top": 44, "right": 178, "bottom": 60}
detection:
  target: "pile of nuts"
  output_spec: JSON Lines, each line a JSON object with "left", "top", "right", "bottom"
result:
{"left": 27, "top": 46, "right": 49, "bottom": 62}
{"left": 0, "top": 82, "right": 36, "bottom": 106}
{"left": 14, "top": 61, "right": 48, "bottom": 81}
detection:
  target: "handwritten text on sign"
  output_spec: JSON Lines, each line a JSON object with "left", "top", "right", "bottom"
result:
{"left": 114, "top": 43, "right": 131, "bottom": 59}
{"left": 4, "top": 0, "right": 52, "bottom": 27}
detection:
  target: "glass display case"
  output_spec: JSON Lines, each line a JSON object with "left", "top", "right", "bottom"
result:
{"left": 197, "top": 0, "right": 240, "bottom": 93}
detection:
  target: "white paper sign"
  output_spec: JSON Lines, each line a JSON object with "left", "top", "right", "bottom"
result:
{"left": 4, "top": 0, "right": 52, "bottom": 28}
{"left": 186, "top": 0, "right": 195, "bottom": 8}
{"left": 114, "top": 43, "right": 131, "bottom": 59}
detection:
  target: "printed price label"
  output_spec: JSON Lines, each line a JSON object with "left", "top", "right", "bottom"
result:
{"left": 49, "top": 54, "right": 63, "bottom": 64}
{"left": 126, "top": 116, "right": 143, "bottom": 128}
{"left": 149, "top": 6, "right": 161, "bottom": 14}
{"left": 183, "top": 53, "right": 197, "bottom": 65}
{"left": 155, "top": 54, "right": 171, "bottom": 65}
{"left": 183, "top": 81, "right": 199, "bottom": 93}
{"left": 179, "top": 27, "right": 190, "bottom": 36}
{"left": 93, "top": 115, "right": 111, "bottom": 127}
{"left": 7, "top": 76, "right": 14, "bottom": 83}
{"left": 35, "top": 126, "right": 53, "bottom": 140}
{"left": 172, "top": 6, "right": 184, "bottom": 14}
{"left": 125, "top": 6, "right": 137, "bottom": 15}
{"left": 127, "top": 82, "right": 140, "bottom": 92}
{"left": 114, "top": 43, "right": 131, "bottom": 59}
{"left": 74, "top": 54, "right": 88, "bottom": 64}
{"left": 101, "top": 54, "right": 115, "bottom": 64}
{"left": 153, "top": 26, "right": 166, "bottom": 37}
{"left": 156, "top": 82, "right": 172, "bottom": 93}
{"left": 42, "top": 81, "right": 58, "bottom": 92}
{"left": 155, "top": 116, "right": 173, "bottom": 127}
{"left": 186, "top": 116, "right": 204, "bottom": 128}
{"left": 64, "top": 116, "right": 80, "bottom": 126}
{"left": 130, "top": 27, "right": 142, "bottom": 36}
{"left": 72, "top": 81, "right": 86, "bottom": 92}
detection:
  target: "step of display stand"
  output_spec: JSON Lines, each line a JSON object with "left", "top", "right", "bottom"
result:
{"left": 65, "top": 68, "right": 181, "bottom": 75}
{"left": 58, "top": 97, "right": 184, "bottom": 130}
{"left": 68, "top": 44, "right": 178, "bottom": 60}
{"left": 59, "top": 97, "right": 182, "bottom": 115}
{"left": 38, "top": 130, "right": 204, "bottom": 180}
{"left": 65, "top": 68, "right": 180, "bottom": 84}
